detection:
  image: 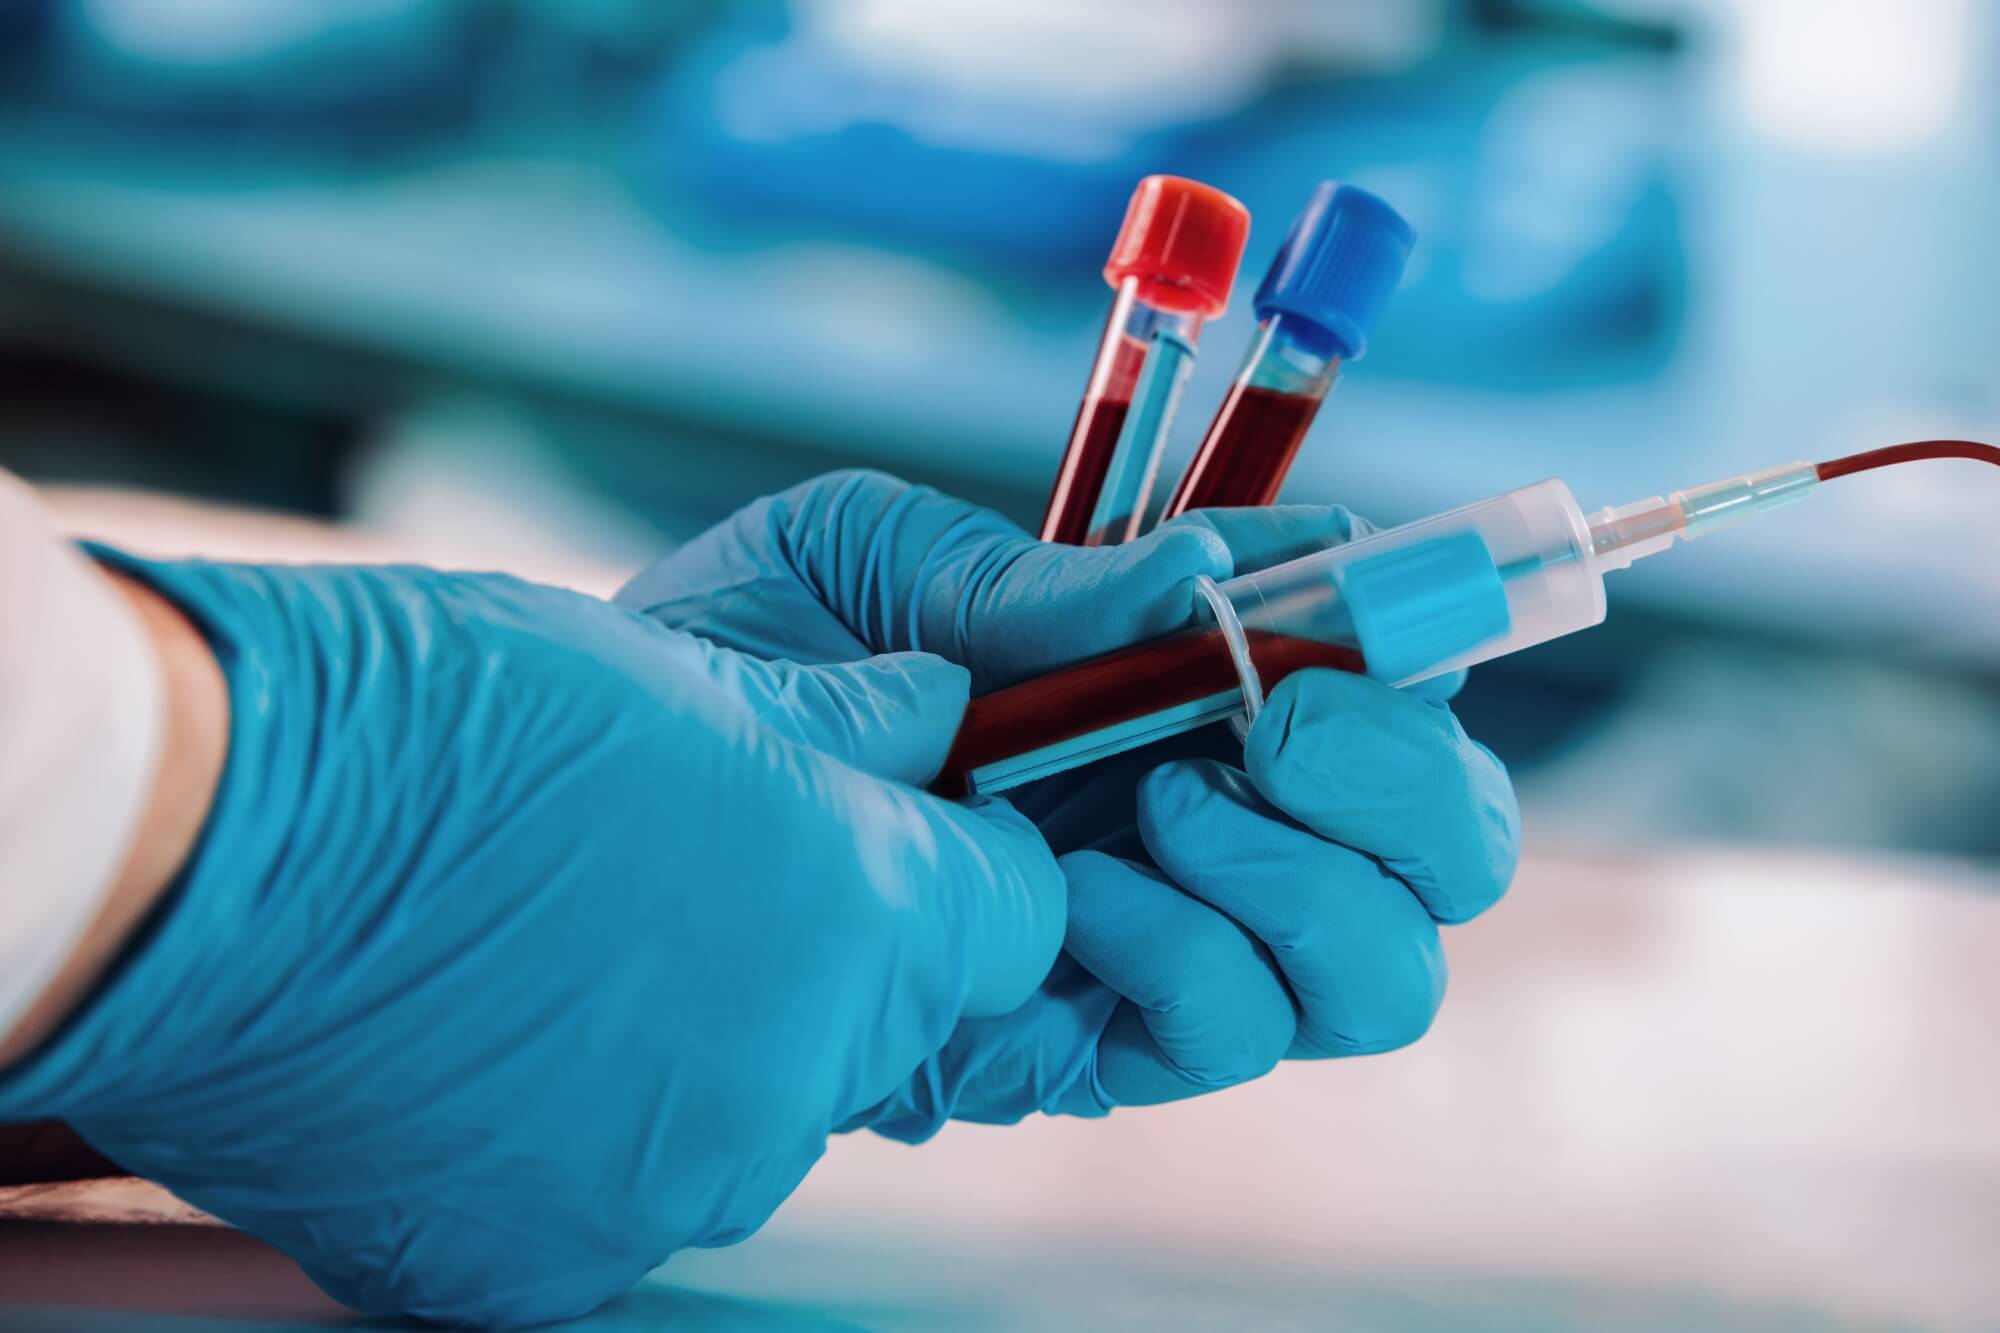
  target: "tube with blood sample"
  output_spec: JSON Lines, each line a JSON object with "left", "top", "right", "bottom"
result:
{"left": 1162, "top": 183, "right": 1414, "bottom": 519}
{"left": 1040, "top": 176, "right": 1250, "bottom": 546}
{"left": 939, "top": 440, "right": 2000, "bottom": 796}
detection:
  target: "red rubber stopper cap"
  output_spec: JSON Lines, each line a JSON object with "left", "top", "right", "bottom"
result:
{"left": 1102, "top": 175, "right": 1251, "bottom": 319}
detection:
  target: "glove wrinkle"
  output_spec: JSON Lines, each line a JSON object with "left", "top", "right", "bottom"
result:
{"left": 0, "top": 547, "right": 1069, "bottom": 1329}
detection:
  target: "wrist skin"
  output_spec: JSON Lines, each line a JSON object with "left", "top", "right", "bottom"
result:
{"left": 0, "top": 566, "right": 230, "bottom": 1071}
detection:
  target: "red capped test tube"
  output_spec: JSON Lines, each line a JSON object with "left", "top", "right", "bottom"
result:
{"left": 1040, "top": 176, "right": 1249, "bottom": 546}
{"left": 1162, "top": 183, "right": 1413, "bottom": 518}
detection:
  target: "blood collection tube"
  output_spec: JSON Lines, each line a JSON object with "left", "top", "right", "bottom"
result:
{"left": 1162, "top": 183, "right": 1414, "bottom": 518}
{"left": 1040, "top": 176, "right": 1250, "bottom": 546}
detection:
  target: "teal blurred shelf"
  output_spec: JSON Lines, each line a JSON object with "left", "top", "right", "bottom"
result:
{"left": 0, "top": 125, "right": 1995, "bottom": 664}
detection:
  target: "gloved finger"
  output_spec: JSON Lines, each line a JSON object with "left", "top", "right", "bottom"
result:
{"left": 839, "top": 953, "right": 1128, "bottom": 1140}
{"left": 616, "top": 522, "right": 871, "bottom": 666}
{"left": 860, "top": 784, "right": 1072, "bottom": 1020}
{"left": 926, "top": 499, "right": 1399, "bottom": 687}
{"left": 1242, "top": 670, "right": 1519, "bottom": 925}
{"left": 687, "top": 632, "right": 970, "bottom": 785}
{"left": 621, "top": 472, "right": 1406, "bottom": 698}
{"left": 1060, "top": 850, "right": 1295, "bottom": 1105}
{"left": 899, "top": 792, "right": 1069, "bottom": 1018}
{"left": 766, "top": 738, "right": 1067, "bottom": 1089}
{"left": 624, "top": 471, "right": 1231, "bottom": 690}
{"left": 1162, "top": 504, "right": 1371, "bottom": 571}
{"left": 1138, "top": 759, "right": 1447, "bottom": 1058}
{"left": 902, "top": 511, "right": 1233, "bottom": 690}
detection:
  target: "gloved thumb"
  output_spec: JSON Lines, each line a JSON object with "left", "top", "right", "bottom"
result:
{"left": 686, "top": 635, "right": 971, "bottom": 787}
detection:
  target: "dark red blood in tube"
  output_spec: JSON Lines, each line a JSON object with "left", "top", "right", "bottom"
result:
{"left": 1164, "top": 384, "right": 1325, "bottom": 517}
{"left": 933, "top": 628, "right": 1364, "bottom": 796}
{"left": 1039, "top": 397, "right": 1132, "bottom": 545}
{"left": 1041, "top": 333, "right": 1149, "bottom": 544}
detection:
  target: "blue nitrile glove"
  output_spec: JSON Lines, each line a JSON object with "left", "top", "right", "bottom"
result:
{"left": 617, "top": 471, "right": 1518, "bottom": 1134}
{"left": 0, "top": 555, "right": 1066, "bottom": 1329}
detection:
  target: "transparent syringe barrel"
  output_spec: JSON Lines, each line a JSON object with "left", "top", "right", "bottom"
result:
{"left": 937, "top": 479, "right": 1610, "bottom": 796}
{"left": 1214, "top": 478, "right": 1608, "bottom": 706}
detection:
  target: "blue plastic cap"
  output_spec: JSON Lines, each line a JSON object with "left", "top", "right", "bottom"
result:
{"left": 1337, "top": 531, "right": 1510, "bottom": 683}
{"left": 1252, "top": 183, "right": 1415, "bottom": 360}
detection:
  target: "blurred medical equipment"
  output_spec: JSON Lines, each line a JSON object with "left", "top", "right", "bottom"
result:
{"left": 657, "top": 3, "right": 1285, "bottom": 263}
{"left": 1039, "top": 176, "right": 1248, "bottom": 546}
{"left": 939, "top": 440, "right": 2000, "bottom": 795}
{"left": 1162, "top": 182, "right": 1413, "bottom": 517}
{"left": 42, "top": 0, "right": 483, "bottom": 142}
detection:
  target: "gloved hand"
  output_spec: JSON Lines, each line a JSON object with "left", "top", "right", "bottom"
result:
{"left": 0, "top": 555, "right": 1067, "bottom": 1328}
{"left": 618, "top": 470, "right": 1519, "bottom": 1133}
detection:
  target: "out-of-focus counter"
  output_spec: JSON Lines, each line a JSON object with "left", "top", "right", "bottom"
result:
{"left": 5, "top": 846, "right": 1994, "bottom": 1332}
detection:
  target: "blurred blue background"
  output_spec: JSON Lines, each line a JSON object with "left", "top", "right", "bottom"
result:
{"left": 0, "top": 0, "right": 1996, "bottom": 850}
{"left": 2, "top": 6, "right": 1999, "bottom": 1331}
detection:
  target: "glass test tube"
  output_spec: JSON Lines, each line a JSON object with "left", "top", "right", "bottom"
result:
{"left": 1163, "top": 183, "right": 1414, "bottom": 518}
{"left": 1040, "top": 176, "right": 1249, "bottom": 546}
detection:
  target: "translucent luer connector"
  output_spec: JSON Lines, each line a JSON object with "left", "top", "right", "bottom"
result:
{"left": 1588, "top": 460, "right": 1819, "bottom": 571}
{"left": 1673, "top": 460, "right": 1819, "bottom": 537}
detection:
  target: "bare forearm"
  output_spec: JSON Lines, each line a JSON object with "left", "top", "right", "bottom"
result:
{"left": 0, "top": 568, "right": 229, "bottom": 1070}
